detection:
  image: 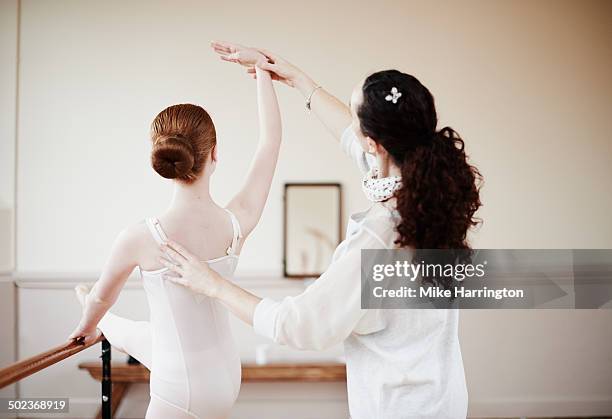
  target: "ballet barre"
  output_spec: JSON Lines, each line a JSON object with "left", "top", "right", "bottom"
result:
{"left": 0, "top": 336, "right": 104, "bottom": 388}
{"left": 0, "top": 336, "right": 114, "bottom": 419}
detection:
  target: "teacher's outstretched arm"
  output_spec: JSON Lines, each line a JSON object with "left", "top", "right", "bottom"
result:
{"left": 212, "top": 41, "right": 351, "bottom": 141}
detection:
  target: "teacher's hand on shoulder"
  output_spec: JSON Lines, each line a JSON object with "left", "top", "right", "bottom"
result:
{"left": 159, "top": 240, "right": 224, "bottom": 298}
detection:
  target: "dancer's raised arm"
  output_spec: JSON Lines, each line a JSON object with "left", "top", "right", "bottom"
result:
{"left": 212, "top": 41, "right": 351, "bottom": 141}
{"left": 220, "top": 46, "right": 282, "bottom": 238}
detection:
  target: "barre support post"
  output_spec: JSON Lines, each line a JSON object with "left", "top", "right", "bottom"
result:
{"left": 101, "top": 339, "right": 111, "bottom": 419}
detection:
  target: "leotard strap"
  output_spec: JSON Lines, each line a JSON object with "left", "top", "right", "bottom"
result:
{"left": 145, "top": 217, "right": 168, "bottom": 245}
{"left": 145, "top": 213, "right": 241, "bottom": 256}
{"left": 223, "top": 209, "right": 242, "bottom": 256}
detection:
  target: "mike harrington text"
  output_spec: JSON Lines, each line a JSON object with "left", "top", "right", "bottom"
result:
{"left": 372, "top": 286, "right": 525, "bottom": 300}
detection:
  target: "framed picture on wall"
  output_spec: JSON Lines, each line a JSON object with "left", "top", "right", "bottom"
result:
{"left": 283, "top": 183, "right": 342, "bottom": 278}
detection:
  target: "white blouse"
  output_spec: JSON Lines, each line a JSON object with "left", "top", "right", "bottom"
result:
{"left": 253, "top": 126, "right": 468, "bottom": 419}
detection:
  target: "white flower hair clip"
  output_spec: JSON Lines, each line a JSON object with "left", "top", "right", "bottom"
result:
{"left": 385, "top": 87, "right": 402, "bottom": 104}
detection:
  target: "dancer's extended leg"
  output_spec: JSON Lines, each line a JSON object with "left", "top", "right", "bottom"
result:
{"left": 75, "top": 285, "right": 152, "bottom": 369}
{"left": 98, "top": 312, "right": 152, "bottom": 369}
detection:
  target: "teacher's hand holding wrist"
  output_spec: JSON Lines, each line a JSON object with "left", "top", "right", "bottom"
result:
{"left": 251, "top": 49, "right": 320, "bottom": 106}
{"left": 211, "top": 40, "right": 317, "bottom": 95}
{"left": 160, "top": 241, "right": 225, "bottom": 298}
{"left": 251, "top": 49, "right": 316, "bottom": 93}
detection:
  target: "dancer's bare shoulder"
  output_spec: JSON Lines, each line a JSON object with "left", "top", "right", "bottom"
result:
{"left": 109, "top": 221, "right": 155, "bottom": 266}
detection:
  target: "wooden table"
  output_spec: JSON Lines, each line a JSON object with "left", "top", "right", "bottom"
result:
{"left": 79, "top": 362, "right": 347, "bottom": 418}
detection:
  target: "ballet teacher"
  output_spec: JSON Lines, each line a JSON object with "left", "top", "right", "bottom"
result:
{"left": 161, "top": 41, "right": 482, "bottom": 419}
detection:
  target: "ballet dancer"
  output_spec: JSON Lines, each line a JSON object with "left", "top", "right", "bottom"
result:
{"left": 69, "top": 47, "right": 280, "bottom": 419}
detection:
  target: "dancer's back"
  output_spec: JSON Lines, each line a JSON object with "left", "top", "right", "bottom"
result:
{"left": 135, "top": 209, "right": 242, "bottom": 417}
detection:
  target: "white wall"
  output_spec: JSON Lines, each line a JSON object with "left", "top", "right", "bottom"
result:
{"left": 0, "top": 0, "right": 17, "bottom": 272}
{"left": 0, "top": 0, "right": 18, "bottom": 400}
{"left": 5, "top": 0, "right": 612, "bottom": 417}
{"left": 14, "top": 0, "right": 612, "bottom": 273}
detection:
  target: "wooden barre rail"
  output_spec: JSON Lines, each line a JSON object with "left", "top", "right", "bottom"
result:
{"left": 0, "top": 335, "right": 104, "bottom": 389}
{"left": 79, "top": 361, "right": 348, "bottom": 383}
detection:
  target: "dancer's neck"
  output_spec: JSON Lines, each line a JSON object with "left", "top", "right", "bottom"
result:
{"left": 169, "top": 174, "right": 216, "bottom": 212}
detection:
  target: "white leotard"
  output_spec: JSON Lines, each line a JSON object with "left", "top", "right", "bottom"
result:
{"left": 98, "top": 209, "right": 243, "bottom": 419}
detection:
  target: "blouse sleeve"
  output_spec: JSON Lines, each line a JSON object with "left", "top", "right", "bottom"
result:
{"left": 253, "top": 225, "right": 388, "bottom": 350}
{"left": 340, "top": 125, "right": 376, "bottom": 175}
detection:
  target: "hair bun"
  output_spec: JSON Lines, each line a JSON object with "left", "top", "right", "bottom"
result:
{"left": 151, "top": 134, "right": 195, "bottom": 180}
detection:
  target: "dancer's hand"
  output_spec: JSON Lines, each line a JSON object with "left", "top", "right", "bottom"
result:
{"left": 160, "top": 240, "right": 224, "bottom": 298}
{"left": 68, "top": 324, "right": 101, "bottom": 345}
{"left": 211, "top": 41, "right": 267, "bottom": 67}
